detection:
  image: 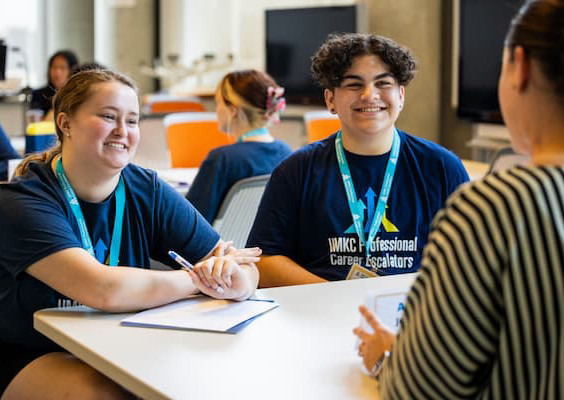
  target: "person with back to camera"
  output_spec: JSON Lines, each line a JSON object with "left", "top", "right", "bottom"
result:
{"left": 186, "top": 69, "right": 293, "bottom": 223}
{"left": 354, "top": 0, "right": 564, "bottom": 397}
{"left": 0, "top": 69, "right": 260, "bottom": 399}
{"left": 246, "top": 33, "right": 470, "bottom": 287}
{"left": 30, "top": 50, "right": 79, "bottom": 121}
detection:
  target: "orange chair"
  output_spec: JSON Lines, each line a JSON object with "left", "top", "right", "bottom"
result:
{"left": 163, "top": 112, "right": 234, "bottom": 168}
{"left": 304, "top": 110, "right": 341, "bottom": 143}
{"left": 144, "top": 94, "right": 206, "bottom": 114}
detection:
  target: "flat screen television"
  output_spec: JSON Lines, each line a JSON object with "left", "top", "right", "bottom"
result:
{"left": 266, "top": 6, "right": 360, "bottom": 105}
{"left": 457, "top": 0, "right": 521, "bottom": 123}
{"left": 0, "top": 40, "right": 6, "bottom": 81}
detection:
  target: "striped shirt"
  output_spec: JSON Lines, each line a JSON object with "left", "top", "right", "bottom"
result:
{"left": 379, "top": 165, "right": 564, "bottom": 399}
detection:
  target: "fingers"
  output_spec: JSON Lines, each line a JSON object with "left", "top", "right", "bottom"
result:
{"left": 188, "top": 270, "right": 225, "bottom": 299}
{"left": 358, "top": 305, "right": 381, "bottom": 331}
{"left": 352, "top": 326, "right": 371, "bottom": 342}
{"left": 213, "top": 240, "right": 234, "bottom": 257}
{"left": 229, "top": 247, "right": 262, "bottom": 259}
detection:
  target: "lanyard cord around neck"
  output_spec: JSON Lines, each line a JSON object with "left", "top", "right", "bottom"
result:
{"left": 54, "top": 156, "right": 125, "bottom": 266}
{"left": 335, "top": 129, "right": 401, "bottom": 263}
{"left": 237, "top": 127, "right": 269, "bottom": 143}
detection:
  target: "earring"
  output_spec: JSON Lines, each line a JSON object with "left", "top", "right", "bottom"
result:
{"left": 330, "top": 108, "right": 336, "bottom": 114}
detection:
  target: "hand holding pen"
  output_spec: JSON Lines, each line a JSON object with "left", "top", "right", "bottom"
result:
{"left": 168, "top": 247, "right": 261, "bottom": 299}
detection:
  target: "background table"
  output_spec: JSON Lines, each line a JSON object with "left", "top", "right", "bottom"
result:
{"left": 33, "top": 276, "right": 418, "bottom": 399}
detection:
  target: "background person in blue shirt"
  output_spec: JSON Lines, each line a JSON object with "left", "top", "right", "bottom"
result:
{"left": 186, "top": 69, "right": 292, "bottom": 223}
{"left": 246, "top": 33, "right": 469, "bottom": 287}
{"left": 0, "top": 123, "right": 21, "bottom": 181}
{"left": 0, "top": 69, "right": 260, "bottom": 398}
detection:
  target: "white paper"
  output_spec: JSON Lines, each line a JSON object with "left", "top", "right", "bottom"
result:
{"left": 121, "top": 296, "right": 278, "bottom": 332}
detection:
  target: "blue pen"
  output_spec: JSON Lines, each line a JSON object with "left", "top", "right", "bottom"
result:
{"left": 168, "top": 250, "right": 224, "bottom": 294}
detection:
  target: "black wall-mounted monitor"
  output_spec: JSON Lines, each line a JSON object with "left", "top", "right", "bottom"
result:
{"left": 457, "top": 0, "right": 521, "bottom": 123}
{"left": 0, "top": 40, "right": 7, "bottom": 81}
{"left": 266, "top": 6, "right": 358, "bottom": 105}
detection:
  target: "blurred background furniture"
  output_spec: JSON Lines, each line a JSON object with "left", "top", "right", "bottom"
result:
{"left": 303, "top": 110, "right": 340, "bottom": 143}
{"left": 163, "top": 112, "right": 233, "bottom": 168}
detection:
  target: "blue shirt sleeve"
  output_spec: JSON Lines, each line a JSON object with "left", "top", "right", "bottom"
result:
{"left": 186, "top": 152, "right": 227, "bottom": 224}
{"left": 152, "top": 176, "right": 220, "bottom": 265}
{"left": 246, "top": 162, "right": 300, "bottom": 256}
{"left": 0, "top": 124, "right": 21, "bottom": 181}
{"left": 0, "top": 187, "right": 82, "bottom": 278}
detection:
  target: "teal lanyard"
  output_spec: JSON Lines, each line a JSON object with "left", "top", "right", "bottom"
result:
{"left": 54, "top": 156, "right": 125, "bottom": 266}
{"left": 335, "top": 129, "right": 400, "bottom": 262}
{"left": 237, "top": 127, "right": 269, "bottom": 143}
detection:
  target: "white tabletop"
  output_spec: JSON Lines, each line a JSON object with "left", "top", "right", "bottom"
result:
{"left": 31, "top": 277, "right": 414, "bottom": 400}
{"left": 155, "top": 168, "right": 199, "bottom": 196}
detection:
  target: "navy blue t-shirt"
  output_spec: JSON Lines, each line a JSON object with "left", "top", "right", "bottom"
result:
{"left": 246, "top": 131, "right": 470, "bottom": 280}
{"left": 186, "top": 140, "right": 292, "bottom": 223}
{"left": 0, "top": 160, "right": 219, "bottom": 350}
{"left": 0, "top": 124, "right": 21, "bottom": 181}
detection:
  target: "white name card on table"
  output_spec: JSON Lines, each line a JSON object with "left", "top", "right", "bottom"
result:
{"left": 121, "top": 296, "right": 278, "bottom": 334}
{"left": 356, "top": 273, "right": 418, "bottom": 350}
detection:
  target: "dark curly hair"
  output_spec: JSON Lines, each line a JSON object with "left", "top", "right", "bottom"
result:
{"left": 311, "top": 33, "right": 417, "bottom": 90}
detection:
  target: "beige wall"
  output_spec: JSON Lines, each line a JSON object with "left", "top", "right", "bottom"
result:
{"left": 367, "top": 0, "right": 442, "bottom": 143}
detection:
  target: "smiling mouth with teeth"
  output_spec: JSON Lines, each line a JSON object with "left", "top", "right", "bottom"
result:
{"left": 356, "top": 107, "right": 387, "bottom": 112}
{"left": 105, "top": 143, "right": 127, "bottom": 150}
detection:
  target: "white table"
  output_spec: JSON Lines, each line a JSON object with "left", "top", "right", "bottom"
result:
{"left": 32, "top": 277, "right": 413, "bottom": 400}
{"left": 461, "top": 159, "right": 489, "bottom": 181}
{"left": 156, "top": 168, "right": 199, "bottom": 196}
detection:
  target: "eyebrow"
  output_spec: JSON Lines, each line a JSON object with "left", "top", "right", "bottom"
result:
{"left": 101, "top": 106, "right": 139, "bottom": 116}
{"left": 341, "top": 72, "right": 395, "bottom": 81}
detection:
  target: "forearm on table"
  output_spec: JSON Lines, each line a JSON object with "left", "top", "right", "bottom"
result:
{"left": 257, "top": 255, "right": 327, "bottom": 288}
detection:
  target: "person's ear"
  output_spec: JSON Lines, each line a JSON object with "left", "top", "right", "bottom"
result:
{"left": 324, "top": 89, "right": 336, "bottom": 114}
{"left": 512, "top": 46, "right": 530, "bottom": 92}
{"left": 56, "top": 112, "right": 71, "bottom": 138}
{"left": 398, "top": 85, "right": 405, "bottom": 111}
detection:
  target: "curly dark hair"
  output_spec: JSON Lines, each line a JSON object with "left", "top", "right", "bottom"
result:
{"left": 311, "top": 33, "right": 417, "bottom": 90}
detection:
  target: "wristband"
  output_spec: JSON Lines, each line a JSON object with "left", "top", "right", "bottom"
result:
{"left": 371, "top": 350, "right": 390, "bottom": 379}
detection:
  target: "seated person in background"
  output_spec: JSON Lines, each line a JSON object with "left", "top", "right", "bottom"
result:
{"left": 0, "top": 69, "right": 260, "bottom": 398}
{"left": 30, "top": 50, "right": 79, "bottom": 121}
{"left": 0, "top": 123, "right": 21, "bottom": 181}
{"left": 247, "top": 33, "right": 469, "bottom": 287}
{"left": 354, "top": 1, "right": 564, "bottom": 397}
{"left": 186, "top": 69, "right": 293, "bottom": 223}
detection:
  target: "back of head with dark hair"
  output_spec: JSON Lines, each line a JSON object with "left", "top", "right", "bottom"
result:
{"left": 47, "top": 50, "right": 80, "bottom": 86}
{"left": 505, "top": 0, "right": 564, "bottom": 98}
{"left": 311, "top": 33, "right": 417, "bottom": 90}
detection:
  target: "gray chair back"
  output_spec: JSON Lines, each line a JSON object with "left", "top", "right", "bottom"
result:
{"left": 488, "top": 147, "right": 530, "bottom": 174}
{"left": 212, "top": 175, "right": 270, "bottom": 249}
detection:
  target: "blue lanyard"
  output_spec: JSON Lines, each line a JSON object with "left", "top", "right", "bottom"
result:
{"left": 335, "top": 129, "right": 400, "bottom": 262}
{"left": 54, "top": 156, "right": 125, "bottom": 266}
{"left": 237, "top": 127, "right": 269, "bottom": 143}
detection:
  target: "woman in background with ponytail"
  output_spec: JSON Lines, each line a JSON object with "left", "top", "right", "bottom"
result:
{"left": 186, "top": 69, "right": 293, "bottom": 223}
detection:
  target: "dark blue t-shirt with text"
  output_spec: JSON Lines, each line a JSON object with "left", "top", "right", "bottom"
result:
{"left": 246, "top": 131, "right": 469, "bottom": 280}
{"left": 0, "top": 161, "right": 219, "bottom": 350}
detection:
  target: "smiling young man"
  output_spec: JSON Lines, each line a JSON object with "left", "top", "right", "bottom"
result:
{"left": 246, "top": 33, "right": 469, "bottom": 287}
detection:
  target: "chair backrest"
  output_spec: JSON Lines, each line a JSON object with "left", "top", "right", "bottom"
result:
{"left": 133, "top": 117, "right": 171, "bottom": 169}
{"left": 304, "top": 110, "right": 341, "bottom": 143}
{"left": 163, "top": 112, "right": 234, "bottom": 168}
{"left": 488, "top": 147, "right": 530, "bottom": 174}
{"left": 144, "top": 94, "right": 206, "bottom": 115}
{"left": 212, "top": 174, "right": 270, "bottom": 249}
